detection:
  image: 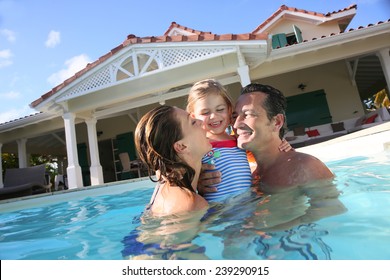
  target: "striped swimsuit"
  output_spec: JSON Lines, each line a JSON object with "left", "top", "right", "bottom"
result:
{"left": 202, "top": 139, "right": 252, "bottom": 202}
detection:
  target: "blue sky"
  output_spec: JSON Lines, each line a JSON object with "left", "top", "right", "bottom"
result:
{"left": 0, "top": 0, "right": 389, "bottom": 123}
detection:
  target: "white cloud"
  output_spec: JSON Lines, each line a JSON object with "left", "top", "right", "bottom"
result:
{"left": 0, "top": 49, "right": 12, "bottom": 59}
{"left": 0, "top": 49, "right": 13, "bottom": 68}
{"left": 45, "top": 30, "right": 61, "bottom": 48}
{"left": 0, "top": 106, "right": 37, "bottom": 124}
{"left": 0, "top": 29, "right": 16, "bottom": 42}
{"left": 0, "top": 91, "right": 20, "bottom": 99}
{"left": 47, "top": 54, "right": 91, "bottom": 86}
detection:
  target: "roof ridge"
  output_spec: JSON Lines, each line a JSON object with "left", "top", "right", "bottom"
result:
{"left": 325, "top": 4, "right": 357, "bottom": 16}
{"left": 164, "top": 21, "right": 212, "bottom": 36}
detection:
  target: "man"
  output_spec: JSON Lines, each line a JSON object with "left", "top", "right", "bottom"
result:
{"left": 199, "top": 84, "right": 345, "bottom": 258}
{"left": 199, "top": 83, "right": 334, "bottom": 194}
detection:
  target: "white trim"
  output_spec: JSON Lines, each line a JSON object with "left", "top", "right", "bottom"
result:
{"left": 92, "top": 75, "right": 241, "bottom": 119}
{"left": 0, "top": 112, "right": 55, "bottom": 132}
{"left": 55, "top": 47, "right": 236, "bottom": 103}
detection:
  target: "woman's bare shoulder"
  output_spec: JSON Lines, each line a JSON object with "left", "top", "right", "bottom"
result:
{"left": 153, "top": 187, "right": 207, "bottom": 215}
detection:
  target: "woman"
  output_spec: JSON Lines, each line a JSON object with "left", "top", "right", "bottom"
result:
{"left": 135, "top": 105, "right": 212, "bottom": 216}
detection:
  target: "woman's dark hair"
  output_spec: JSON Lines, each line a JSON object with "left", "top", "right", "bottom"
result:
{"left": 134, "top": 105, "right": 195, "bottom": 192}
{"left": 241, "top": 83, "right": 287, "bottom": 139}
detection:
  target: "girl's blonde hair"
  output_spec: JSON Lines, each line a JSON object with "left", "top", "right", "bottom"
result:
{"left": 186, "top": 79, "right": 233, "bottom": 117}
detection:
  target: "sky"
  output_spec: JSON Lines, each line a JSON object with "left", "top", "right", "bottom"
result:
{"left": 0, "top": 0, "right": 389, "bottom": 124}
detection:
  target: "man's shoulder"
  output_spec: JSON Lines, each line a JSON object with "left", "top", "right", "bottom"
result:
{"left": 288, "top": 151, "right": 334, "bottom": 179}
{"left": 288, "top": 151, "right": 322, "bottom": 164}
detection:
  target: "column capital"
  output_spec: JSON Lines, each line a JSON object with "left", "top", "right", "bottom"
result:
{"left": 376, "top": 48, "right": 390, "bottom": 59}
{"left": 62, "top": 112, "right": 76, "bottom": 121}
{"left": 16, "top": 138, "right": 28, "bottom": 144}
{"left": 85, "top": 117, "right": 97, "bottom": 126}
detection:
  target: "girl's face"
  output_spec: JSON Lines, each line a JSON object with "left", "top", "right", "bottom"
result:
{"left": 191, "top": 94, "right": 231, "bottom": 139}
{"left": 174, "top": 108, "right": 212, "bottom": 158}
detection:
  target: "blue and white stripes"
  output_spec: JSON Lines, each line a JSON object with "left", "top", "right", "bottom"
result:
{"left": 202, "top": 147, "right": 252, "bottom": 202}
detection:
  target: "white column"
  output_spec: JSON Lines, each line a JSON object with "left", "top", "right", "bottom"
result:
{"left": 237, "top": 65, "right": 251, "bottom": 87}
{"left": 377, "top": 48, "right": 390, "bottom": 91}
{"left": 16, "top": 138, "right": 28, "bottom": 168}
{"left": 85, "top": 118, "right": 104, "bottom": 185}
{"left": 63, "top": 112, "right": 83, "bottom": 188}
{"left": 0, "top": 143, "right": 3, "bottom": 188}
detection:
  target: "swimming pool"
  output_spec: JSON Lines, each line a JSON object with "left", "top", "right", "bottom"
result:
{"left": 1, "top": 129, "right": 389, "bottom": 260}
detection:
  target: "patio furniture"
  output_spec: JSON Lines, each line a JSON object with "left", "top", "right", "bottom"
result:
{"left": 0, "top": 164, "right": 52, "bottom": 200}
{"left": 118, "top": 152, "right": 144, "bottom": 178}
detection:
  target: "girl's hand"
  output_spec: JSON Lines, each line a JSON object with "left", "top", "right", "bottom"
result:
{"left": 279, "top": 138, "right": 294, "bottom": 152}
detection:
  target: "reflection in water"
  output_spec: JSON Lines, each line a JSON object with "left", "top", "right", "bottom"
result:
{"left": 122, "top": 208, "right": 210, "bottom": 260}
{"left": 254, "top": 223, "right": 332, "bottom": 260}
{"left": 122, "top": 180, "right": 347, "bottom": 260}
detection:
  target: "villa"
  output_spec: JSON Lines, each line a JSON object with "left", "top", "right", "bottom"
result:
{"left": 0, "top": 4, "right": 389, "bottom": 191}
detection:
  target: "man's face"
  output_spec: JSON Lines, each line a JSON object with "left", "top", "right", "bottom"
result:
{"left": 233, "top": 92, "right": 275, "bottom": 151}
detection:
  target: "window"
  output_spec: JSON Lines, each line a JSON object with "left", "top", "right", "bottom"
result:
{"left": 271, "top": 25, "right": 303, "bottom": 49}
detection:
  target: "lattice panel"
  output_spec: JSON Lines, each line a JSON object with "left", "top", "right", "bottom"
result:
{"left": 161, "top": 47, "right": 232, "bottom": 67}
{"left": 58, "top": 47, "right": 234, "bottom": 101}
{"left": 63, "top": 66, "right": 113, "bottom": 99}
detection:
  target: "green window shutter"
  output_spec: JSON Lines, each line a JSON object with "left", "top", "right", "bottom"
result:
{"left": 293, "top": 25, "right": 303, "bottom": 43}
{"left": 77, "top": 143, "right": 91, "bottom": 186}
{"left": 286, "top": 90, "right": 332, "bottom": 129}
{"left": 272, "top": 33, "right": 287, "bottom": 49}
{"left": 116, "top": 132, "right": 136, "bottom": 160}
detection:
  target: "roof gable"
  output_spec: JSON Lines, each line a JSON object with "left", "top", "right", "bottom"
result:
{"left": 252, "top": 4, "right": 357, "bottom": 34}
{"left": 30, "top": 32, "right": 267, "bottom": 109}
{"left": 164, "top": 22, "right": 212, "bottom": 36}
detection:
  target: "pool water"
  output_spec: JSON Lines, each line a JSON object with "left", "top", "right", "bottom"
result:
{"left": 0, "top": 152, "right": 389, "bottom": 260}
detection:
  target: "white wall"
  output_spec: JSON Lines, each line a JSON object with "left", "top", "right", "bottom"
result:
{"left": 252, "top": 60, "right": 364, "bottom": 122}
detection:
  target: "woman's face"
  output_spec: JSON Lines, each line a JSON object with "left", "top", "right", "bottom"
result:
{"left": 174, "top": 107, "right": 212, "bottom": 157}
